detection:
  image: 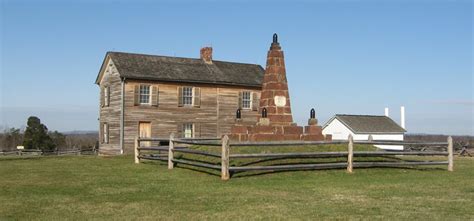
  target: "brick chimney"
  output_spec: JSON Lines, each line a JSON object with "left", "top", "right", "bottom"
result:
{"left": 200, "top": 47, "right": 212, "bottom": 64}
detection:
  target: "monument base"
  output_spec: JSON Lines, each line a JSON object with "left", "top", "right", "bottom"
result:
{"left": 230, "top": 119, "right": 330, "bottom": 142}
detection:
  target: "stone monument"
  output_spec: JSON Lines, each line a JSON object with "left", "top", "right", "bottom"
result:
{"left": 230, "top": 34, "right": 330, "bottom": 142}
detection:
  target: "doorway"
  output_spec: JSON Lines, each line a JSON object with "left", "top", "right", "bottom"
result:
{"left": 139, "top": 122, "right": 151, "bottom": 147}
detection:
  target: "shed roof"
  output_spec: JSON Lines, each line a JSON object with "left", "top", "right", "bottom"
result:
{"left": 323, "top": 114, "right": 406, "bottom": 134}
{"left": 95, "top": 52, "right": 265, "bottom": 87}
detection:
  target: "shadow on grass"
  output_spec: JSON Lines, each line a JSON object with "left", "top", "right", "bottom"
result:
{"left": 231, "top": 168, "right": 343, "bottom": 178}
{"left": 0, "top": 156, "right": 42, "bottom": 161}
{"left": 357, "top": 166, "right": 446, "bottom": 171}
{"left": 175, "top": 164, "right": 221, "bottom": 177}
{"left": 231, "top": 165, "right": 447, "bottom": 179}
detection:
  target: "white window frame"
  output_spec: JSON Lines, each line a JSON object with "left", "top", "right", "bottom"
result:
{"left": 183, "top": 123, "right": 194, "bottom": 138}
{"left": 242, "top": 91, "right": 252, "bottom": 109}
{"left": 139, "top": 85, "right": 151, "bottom": 105}
{"left": 103, "top": 123, "right": 109, "bottom": 144}
{"left": 182, "top": 87, "right": 193, "bottom": 106}
{"left": 104, "top": 87, "right": 109, "bottom": 106}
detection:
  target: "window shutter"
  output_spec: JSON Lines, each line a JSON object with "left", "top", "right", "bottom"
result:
{"left": 99, "top": 123, "right": 103, "bottom": 144}
{"left": 193, "top": 87, "right": 201, "bottom": 108}
{"left": 106, "top": 87, "right": 110, "bottom": 107}
{"left": 177, "top": 124, "right": 183, "bottom": 138}
{"left": 100, "top": 87, "right": 104, "bottom": 107}
{"left": 195, "top": 123, "right": 201, "bottom": 138}
{"left": 178, "top": 86, "right": 183, "bottom": 107}
{"left": 106, "top": 123, "right": 109, "bottom": 144}
{"left": 134, "top": 85, "right": 140, "bottom": 106}
{"left": 151, "top": 86, "right": 159, "bottom": 107}
{"left": 252, "top": 92, "right": 259, "bottom": 111}
{"left": 238, "top": 91, "right": 243, "bottom": 109}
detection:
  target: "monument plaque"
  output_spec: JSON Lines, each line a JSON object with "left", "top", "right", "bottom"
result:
{"left": 274, "top": 96, "right": 286, "bottom": 107}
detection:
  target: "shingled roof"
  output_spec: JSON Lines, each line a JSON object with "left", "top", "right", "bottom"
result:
{"left": 324, "top": 114, "right": 406, "bottom": 134}
{"left": 95, "top": 52, "right": 265, "bottom": 87}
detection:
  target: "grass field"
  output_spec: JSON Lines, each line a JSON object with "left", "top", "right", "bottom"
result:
{"left": 0, "top": 149, "right": 473, "bottom": 220}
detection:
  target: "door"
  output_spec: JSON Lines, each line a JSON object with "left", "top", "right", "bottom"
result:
{"left": 139, "top": 122, "right": 151, "bottom": 147}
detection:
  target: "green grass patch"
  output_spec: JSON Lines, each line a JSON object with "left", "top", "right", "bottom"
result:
{"left": 0, "top": 151, "right": 473, "bottom": 220}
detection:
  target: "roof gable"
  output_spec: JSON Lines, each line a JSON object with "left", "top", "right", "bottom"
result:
{"left": 323, "top": 114, "right": 406, "bottom": 134}
{"left": 96, "top": 55, "right": 117, "bottom": 85}
{"left": 95, "top": 52, "right": 264, "bottom": 87}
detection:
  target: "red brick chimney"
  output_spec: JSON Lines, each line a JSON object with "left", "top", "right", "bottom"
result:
{"left": 200, "top": 47, "right": 212, "bottom": 64}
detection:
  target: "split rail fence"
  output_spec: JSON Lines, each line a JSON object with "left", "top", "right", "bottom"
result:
{"left": 135, "top": 134, "right": 453, "bottom": 180}
{"left": 0, "top": 148, "right": 97, "bottom": 157}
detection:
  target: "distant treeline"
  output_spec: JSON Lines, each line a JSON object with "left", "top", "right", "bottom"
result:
{"left": 0, "top": 116, "right": 99, "bottom": 151}
{"left": 405, "top": 134, "right": 473, "bottom": 147}
{"left": 0, "top": 130, "right": 98, "bottom": 152}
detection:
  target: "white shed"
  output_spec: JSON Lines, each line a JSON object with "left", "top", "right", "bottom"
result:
{"left": 322, "top": 114, "right": 406, "bottom": 150}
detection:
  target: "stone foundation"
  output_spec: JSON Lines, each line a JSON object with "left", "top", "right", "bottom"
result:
{"left": 230, "top": 122, "right": 330, "bottom": 142}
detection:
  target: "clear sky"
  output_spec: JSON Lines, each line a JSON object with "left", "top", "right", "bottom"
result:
{"left": 1, "top": 0, "right": 472, "bottom": 135}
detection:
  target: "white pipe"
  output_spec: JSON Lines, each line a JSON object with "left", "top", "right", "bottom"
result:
{"left": 384, "top": 107, "right": 389, "bottom": 117}
{"left": 401, "top": 106, "right": 405, "bottom": 129}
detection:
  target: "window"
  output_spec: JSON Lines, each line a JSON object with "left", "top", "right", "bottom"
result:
{"left": 134, "top": 85, "right": 159, "bottom": 106}
{"left": 102, "top": 123, "right": 109, "bottom": 144}
{"left": 139, "top": 85, "right": 150, "bottom": 104}
{"left": 183, "top": 123, "right": 194, "bottom": 138}
{"left": 242, "top": 91, "right": 252, "bottom": 109}
{"left": 183, "top": 87, "right": 193, "bottom": 106}
{"left": 104, "top": 87, "right": 109, "bottom": 106}
{"left": 178, "top": 86, "right": 200, "bottom": 107}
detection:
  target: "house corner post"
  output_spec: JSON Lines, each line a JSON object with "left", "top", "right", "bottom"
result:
{"left": 168, "top": 133, "right": 175, "bottom": 169}
{"left": 134, "top": 136, "right": 140, "bottom": 164}
{"left": 448, "top": 136, "right": 453, "bottom": 172}
{"left": 347, "top": 134, "right": 354, "bottom": 173}
{"left": 120, "top": 78, "right": 125, "bottom": 153}
{"left": 221, "top": 135, "right": 230, "bottom": 181}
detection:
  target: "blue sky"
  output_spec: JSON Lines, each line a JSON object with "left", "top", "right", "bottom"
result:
{"left": 1, "top": 0, "right": 472, "bottom": 135}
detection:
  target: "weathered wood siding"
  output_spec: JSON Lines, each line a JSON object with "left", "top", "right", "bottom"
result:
{"left": 122, "top": 80, "right": 260, "bottom": 153}
{"left": 98, "top": 57, "right": 262, "bottom": 154}
{"left": 98, "top": 58, "right": 122, "bottom": 155}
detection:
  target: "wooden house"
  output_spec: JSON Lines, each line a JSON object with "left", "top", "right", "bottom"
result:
{"left": 95, "top": 47, "right": 264, "bottom": 155}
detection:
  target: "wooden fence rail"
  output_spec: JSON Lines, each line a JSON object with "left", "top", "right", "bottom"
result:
{"left": 0, "top": 149, "right": 97, "bottom": 157}
{"left": 229, "top": 151, "right": 448, "bottom": 159}
{"left": 134, "top": 135, "right": 454, "bottom": 181}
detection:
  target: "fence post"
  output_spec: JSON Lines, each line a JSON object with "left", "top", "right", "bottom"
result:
{"left": 347, "top": 134, "right": 354, "bottom": 173}
{"left": 168, "top": 133, "right": 175, "bottom": 169}
{"left": 134, "top": 136, "right": 140, "bottom": 164}
{"left": 221, "top": 135, "right": 230, "bottom": 181}
{"left": 448, "top": 136, "right": 453, "bottom": 172}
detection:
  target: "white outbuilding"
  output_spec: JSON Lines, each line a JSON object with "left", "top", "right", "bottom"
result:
{"left": 322, "top": 113, "right": 406, "bottom": 150}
